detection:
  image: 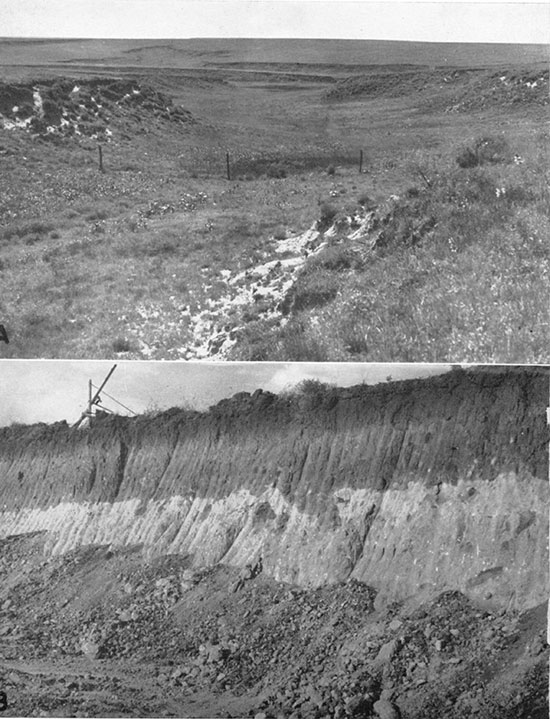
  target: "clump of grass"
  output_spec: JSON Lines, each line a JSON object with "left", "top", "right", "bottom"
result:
{"left": 357, "top": 192, "right": 375, "bottom": 208}
{"left": 290, "top": 378, "right": 339, "bottom": 409}
{"left": 456, "top": 147, "right": 479, "bottom": 169}
{"left": 318, "top": 201, "right": 338, "bottom": 230}
{"left": 456, "top": 134, "right": 512, "bottom": 169}
{"left": 112, "top": 337, "right": 134, "bottom": 353}
{"left": 86, "top": 207, "right": 110, "bottom": 221}
{"left": 309, "top": 244, "right": 363, "bottom": 271}
{"left": 281, "top": 268, "right": 339, "bottom": 314}
{"left": 125, "top": 217, "right": 140, "bottom": 232}
{"left": 266, "top": 163, "right": 288, "bottom": 179}
{"left": 146, "top": 239, "right": 179, "bottom": 257}
{"left": 91, "top": 221, "right": 106, "bottom": 235}
{"left": 1, "top": 220, "right": 56, "bottom": 242}
{"left": 474, "top": 135, "right": 512, "bottom": 165}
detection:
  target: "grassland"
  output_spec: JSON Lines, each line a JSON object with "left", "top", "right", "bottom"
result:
{"left": 0, "top": 39, "right": 548, "bottom": 361}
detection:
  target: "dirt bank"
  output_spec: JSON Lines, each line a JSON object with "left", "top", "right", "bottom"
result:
{"left": 1, "top": 366, "right": 547, "bottom": 611}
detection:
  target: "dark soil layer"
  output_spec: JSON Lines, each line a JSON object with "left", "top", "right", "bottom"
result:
{"left": 1, "top": 367, "right": 548, "bottom": 510}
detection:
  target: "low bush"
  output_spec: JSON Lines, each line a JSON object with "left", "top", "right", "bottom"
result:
{"left": 282, "top": 268, "right": 339, "bottom": 314}
{"left": 456, "top": 135, "right": 512, "bottom": 169}
{"left": 474, "top": 135, "right": 511, "bottom": 165}
{"left": 0, "top": 220, "right": 56, "bottom": 242}
{"left": 318, "top": 201, "right": 338, "bottom": 230}
{"left": 112, "top": 337, "right": 134, "bottom": 353}
{"left": 309, "top": 244, "right": 363, "bottom": 271}
{"left": 357, "top": 192, "right": 375, "bottom": 207}
{"left": 456, "top": 147, "right": 479, "bottom": 169}
{"left": 266, "top": 163, "right": 288, "bottom": 179}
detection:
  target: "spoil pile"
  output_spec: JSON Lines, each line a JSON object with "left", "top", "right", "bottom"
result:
{"left": 0, "top": 533, "right": 547, "bottom": 718}
{"left": 0, "top": 78, "right": 194, "bottom": 140}
{"left": 325, "top": 67, "right": 549, "bottom": 112}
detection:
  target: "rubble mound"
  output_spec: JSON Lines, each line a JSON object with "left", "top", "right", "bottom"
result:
{"left": 0, "top": 78, "right": 194, "bottom": 140}
{"left": 0, "top": 534, "right": 547, "bottom": 718}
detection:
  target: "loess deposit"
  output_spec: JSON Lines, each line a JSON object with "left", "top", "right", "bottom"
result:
{"left": 0, "top": 366, "right": 548, "bottom": 717}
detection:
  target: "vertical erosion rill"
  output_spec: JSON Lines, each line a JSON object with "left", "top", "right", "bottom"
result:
{"left": 0, "top": 367, "right": 547, "bottom": 611}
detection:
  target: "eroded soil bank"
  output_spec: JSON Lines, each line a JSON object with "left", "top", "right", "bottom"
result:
{"left": 0, "top": 366, "right": 548, "bottom": 717}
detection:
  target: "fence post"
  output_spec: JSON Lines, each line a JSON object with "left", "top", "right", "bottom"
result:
{"left": 226, "top": 151, "right": 231, "bottom": 181}
{"left": 359, "top": 149, "right": 363, "bottom": 174}
{"left": 98, "top": 144, "right": 104, "bottom": 173}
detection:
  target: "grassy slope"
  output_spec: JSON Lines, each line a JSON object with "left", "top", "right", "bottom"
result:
{"left": 0, "top": 39, "right": 548, "bottom": 360}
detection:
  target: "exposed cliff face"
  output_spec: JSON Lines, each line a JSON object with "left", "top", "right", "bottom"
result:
{"left": 0, "top": 367, "right": 547, "bottom": 611}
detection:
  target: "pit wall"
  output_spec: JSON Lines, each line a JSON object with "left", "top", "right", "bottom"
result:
{"left": 0, "top": 368, "right": 547, "bottom": 610}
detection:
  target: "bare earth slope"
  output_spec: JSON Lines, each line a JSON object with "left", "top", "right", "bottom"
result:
{"left": 0, "top": 367, "right": 548, "bottom": 718}
{"left": 0, "top": 367, "right": 548, "bottom": 717}
{"left": 1, "top": 366, "right": 548, "bottom": 607}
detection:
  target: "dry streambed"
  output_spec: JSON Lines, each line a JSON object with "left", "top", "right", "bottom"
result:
{"left": 184, "top": 208, "right": 377, "bottom": 360}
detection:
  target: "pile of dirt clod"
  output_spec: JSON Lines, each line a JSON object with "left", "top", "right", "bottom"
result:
{"left": 0, "top": 77, "right": 194, "bottom": 140}
{"left": 0, "top": 533, "right": 547, "bottom": 719}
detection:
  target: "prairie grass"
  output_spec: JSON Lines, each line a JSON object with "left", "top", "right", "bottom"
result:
{"left": 0, "top": 59, "right": 547, "bottom": 360}
{"left": 231, "top": 141, "right": 549, "bottom": 363}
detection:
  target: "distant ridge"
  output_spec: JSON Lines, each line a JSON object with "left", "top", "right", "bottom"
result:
{"left": 0, "top": 37, "right": 547, "bottom": 71}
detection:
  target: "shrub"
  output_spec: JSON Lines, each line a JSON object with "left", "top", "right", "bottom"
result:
{"left": 310, "top": 244, "right": 363, "bottom": 271}
{"left": 318, "top": 201, "right": 338, "bottom": 229}
{"left": 282, "top": 269, "right": 339, "bottom": 314}
{"left": 112, "top": 337, "right": 133, "bottom": 352}
{"left": 293, "top": 378, "right": 339, "bottom": 409}
{"left": 1, "top": 220, "right": 56, "bottom": 243}
{"left": 474, "top": 135, "right": 511, "bottom": 165}
{"left": 357, "top": 192, "right": 374, "bottom": 207}
{"left": 147, "top": 239, "right": 178, "bottom": 256}
{"left": 266, "top": 163, "right": 287, "bottom": 179}
{"left": 296, "top": 378, "right": 330, "bottom": 395}
{"left": 86, "top": 208, "right": 109, "bottom": 221}
{"left": 457, "top": 135, "right": 512, "bottom": 169}
{"left": 456, "top": 147, "right": 479, "bottom": 169}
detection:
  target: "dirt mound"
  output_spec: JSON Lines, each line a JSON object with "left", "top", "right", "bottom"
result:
{"left": 442, "top": 68, "right": 549, "bottom": 113}
{"left": 0, "top": 78, "right": 194, "bottom": 140}
{"left": 325, "top": 66, "right": 549, "bottom": 112}
{"left": 0, "top": 534, "right": 547, "bottom": 718}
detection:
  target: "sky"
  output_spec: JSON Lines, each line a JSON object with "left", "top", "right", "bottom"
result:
{"left": 1, "top": 1, "right": 549, "bottom": 43}
{"left": 0, "top": 361, "right": 451, "bottom": 426}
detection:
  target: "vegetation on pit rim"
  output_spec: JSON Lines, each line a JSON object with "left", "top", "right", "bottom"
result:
{"left": 229, "top": 134, "right": 549, "bottom": 363}
{"left": 0, "top": 56, "right": 547, "bottom": 362}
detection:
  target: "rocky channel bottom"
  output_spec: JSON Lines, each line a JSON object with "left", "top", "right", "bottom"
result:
{"left": 0, "top": 533, "right": 547, "bottom": 719}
